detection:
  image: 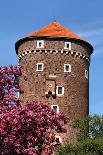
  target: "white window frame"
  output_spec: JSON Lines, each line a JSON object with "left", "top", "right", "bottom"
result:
{"left": 51, "top": 104, "right": 59, "bottom": 114}
{"left": 85, "top": 70, "right": 88, "bottom": 79}
{"left": 36, "top": 40, "right": 44, "bottom": 48}
{"left": 56, "top": 86, "right": 64, "bottom": 96}
{"left": 55, "top": 135, "right": 62, "bottom": 144}
{"left": 36, "top": 63, "right": 44, "bottom": 71}
{"left": 64, "top": 64, "right": 71, "bottom": 72}
{"left": 64, "top": 42, "right": 71, "bottom": 50}
{"left": 17, "top": 92, "right": 20, "bottom": 98}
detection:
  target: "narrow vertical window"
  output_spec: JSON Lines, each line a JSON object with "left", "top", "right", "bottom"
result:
{"left": 36, "top": 40, "right": 44, "bottom": 48}
{"left": 64, "top": 42, "right": 71, "bottom": 50}
{"left": 85, "top": 70, "right": 88, "bottom": 79}
{"left": 36, "top": 63, "right": 43, "bottom": 71}
{"left": 56, "top": 86, "right": 64, "bottom": 96}
{"left": 64, "top": 64, "right": 71, "bottom": 72}
{"left": 58, "top": 87, "right": 62, "bottom": 94}
{"left": 17, "top": 92, "right": 20, "bottom": 98}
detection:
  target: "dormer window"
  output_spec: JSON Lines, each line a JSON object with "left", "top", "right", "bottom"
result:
{"left": 64, "top": 42, "right": 71, "bottom": 50}
{"left": 36, "top": 63, "right": 43, "bottom": 71}
{"left": 64, "top": 64, "right": 71, "bottom": 72}
{"left": 36, "top": 40, "right": 44, "bottom": 48}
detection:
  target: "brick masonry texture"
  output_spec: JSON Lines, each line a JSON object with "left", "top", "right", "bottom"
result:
{"left": 18, "top": 39, "right": 91, "bottom": 57}
{"left": 17, "top": 38, "right": 90, "bottom": 144}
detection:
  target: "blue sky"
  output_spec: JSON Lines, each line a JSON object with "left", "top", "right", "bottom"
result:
{"left": 0, "top": 0, "right": 103, "bottom": 115}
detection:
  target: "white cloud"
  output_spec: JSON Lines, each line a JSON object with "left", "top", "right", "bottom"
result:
{"left": 74, "top": 21, "right": 103, "bottom": 57}
{"left": 78, "top": 28, "right": 103, "bottom": 38}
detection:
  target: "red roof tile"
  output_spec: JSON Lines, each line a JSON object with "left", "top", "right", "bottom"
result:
{"left": 15, "top": 21, "right": 93, "bottom": 54}
{"left": 24, "top": 21, "right": 81, "bottom": 40}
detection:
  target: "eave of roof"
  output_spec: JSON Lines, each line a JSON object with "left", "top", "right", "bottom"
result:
{"left": 24, "top": 21, "right": 81, "bottom": 40}
{"left": 15, "top": 22, "right": 93, "bottom": 54}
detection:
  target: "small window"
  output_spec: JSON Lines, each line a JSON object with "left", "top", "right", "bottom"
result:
{"left": 55, "top": 136, "right": 62, "bottom": 144}
{"left": 56, "top": 86, "right": 64, "bottom": 96}
{"left": 85, "top": 70, "right": 88, "bottom": 79}
{"left": 36, "top": 63, "right": 43, "bottom": 71}
{"left": 64, "top": 64, "right": 71, "bottom": 72}
{"left": 17, "top": 92, "right": 20, "bottom": 98}
{"left": 36, "top": 40, "right": 44, "bottom": 48}
{"left": 51, "top": 105, "right": 59, "bottom": 114}
{"left": 58, "top": 87, "right": 62, "bottom": 94}
{"left": 64, "top": 42, "right": 71, "bottom": 50}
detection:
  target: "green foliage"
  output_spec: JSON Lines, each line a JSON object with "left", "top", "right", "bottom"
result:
{"left": 55, "top": 115, "right": 103, "bottom": 155}
{"left": 73, "top": 115, "right": 103, "bottom": 141}
{"left": 55, "top": 142, "right": 74, "bottom": 155}
{"left": 75, "top": 138, "right": 103, "bottom": 155}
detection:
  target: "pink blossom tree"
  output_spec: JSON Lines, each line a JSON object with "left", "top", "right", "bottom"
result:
{"left": 0, "top": 65, "right": 68, "bottom": 155}
{"left": 0, "top": 101, "right": 67, "bottom": 155}
{"left": 0, "top": 65, "right": 21, "bottom": 106}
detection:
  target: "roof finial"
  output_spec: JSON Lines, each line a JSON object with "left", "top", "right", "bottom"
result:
{"left": 52, "top": 16, "right": 57, "bottom": 23}
{"left": 54, "top": 19, "right": 57, "bottom": 22}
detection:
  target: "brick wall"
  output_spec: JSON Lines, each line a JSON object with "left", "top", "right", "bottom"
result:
{"left": 17, "top": 38, "right": 90, "bottom": 143}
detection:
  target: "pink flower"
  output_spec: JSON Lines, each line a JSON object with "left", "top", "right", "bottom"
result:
{"left": 0, "top": 101, "right": 68, "bottom": 155}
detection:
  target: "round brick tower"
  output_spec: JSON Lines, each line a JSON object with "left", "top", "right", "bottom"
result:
{"left": 15, "top": 22, "right": 93, "bottom": 143}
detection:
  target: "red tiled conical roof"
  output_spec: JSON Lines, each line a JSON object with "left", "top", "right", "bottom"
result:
{"left": 24, "top": 21, "right": 81, "bottom": 40}
{"left": 15, "top": 21, "right": 93, "bottom": 54}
